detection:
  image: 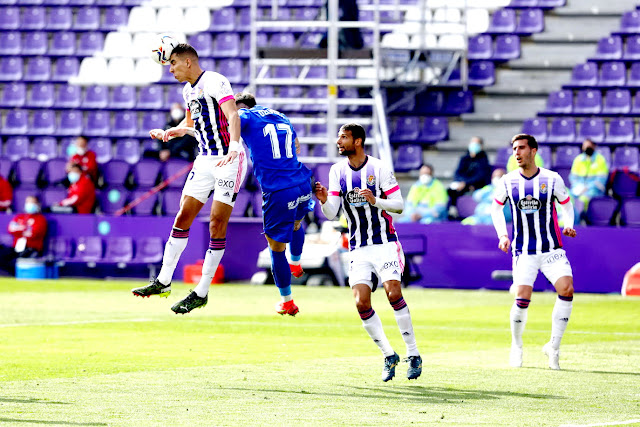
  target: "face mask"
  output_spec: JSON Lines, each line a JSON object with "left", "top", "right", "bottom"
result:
{"left": 68, "top": 172, "right": 81, "bottom": 184}
{"left": 75, "top": 147, "right": 86, "bottom": 156}
{"left": 419, "top": 174, "right": 432, "bottom": 185}
{"left": 24, "top": 202, "right": 38, "bottom": 214}
{"left": 492, "top": 177, "right": 501, "bottom": 186}
{"left": 171, "top": 108, "right": 184, "bottom": 121}
{"left": 469, "top": 142, "right": 481, "bottom": 155}
{"left": 584, "top": 147, "right": 595, "bottom": 156}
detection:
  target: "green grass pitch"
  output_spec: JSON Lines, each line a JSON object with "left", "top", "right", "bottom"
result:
{"left": 0, "top": 278, "right": 639, "bottom": 426}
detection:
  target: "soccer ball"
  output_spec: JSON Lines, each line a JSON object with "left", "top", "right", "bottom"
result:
{"left": 151, "top": 35, "right": 179, "bottom": 65}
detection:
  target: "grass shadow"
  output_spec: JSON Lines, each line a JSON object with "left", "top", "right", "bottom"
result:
{"left": 0, "top": 418, "right": 106, "bottom": 426}
{"left": 0, "top": 397, "right": 70, "bottom": 405}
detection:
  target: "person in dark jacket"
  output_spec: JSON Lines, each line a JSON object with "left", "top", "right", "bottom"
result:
{"left": 447, "top": 136, "right": 492, "bottom": 217}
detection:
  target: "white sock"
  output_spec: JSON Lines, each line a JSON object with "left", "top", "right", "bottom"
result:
{"left": 156, "top": 228, "right": 189, "bottom": 285}
{"left": 550, "top": 297, "right": 573, "bottom": 349}
{"left": 393, "top": 305, "right": 419, "bottom": 357}
{"left": 510, "top": 299, "right": 529, "bottom": 348}
{"left": 193, "top": 248, "right": 225, "bottom": 297}
{"left": 361, "top": 309, "right": 394, "bottom": 357}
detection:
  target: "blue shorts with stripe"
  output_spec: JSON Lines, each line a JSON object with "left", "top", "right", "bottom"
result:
{"left": 261, "top": 181, "right": 314, "bottom": 243}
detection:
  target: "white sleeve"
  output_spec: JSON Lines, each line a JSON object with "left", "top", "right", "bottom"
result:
{"left": 493, "top": 176, "right": 508, "bottom": 205}
{"left": 373, "top": 190, "right": 403, "bottom": 213}
{"left": 559, "top": 198, "right": 574, "bottom": 229}
{"left": 491, "top": 200, "right": 509, "bottom": 238}
{"left": 321, "top": 165, "right": 342, "bottom": 220}
{"left": 204, "top": 73, "right": 235, "bottom": 105}
{"left": 554, "top": 173, "right": 571, "bottom": 205}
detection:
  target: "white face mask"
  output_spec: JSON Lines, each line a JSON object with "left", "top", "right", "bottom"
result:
{"left": 76, "top": 147, "right": 86, "bottom": 156}
{"left": 419, "top": 174, "right": 432, "bottom": 185}
{"left": 170, "top": 108, "right": 184, "bottom": 121}
{"left": 492, "top": 177, "right": 501, "bottom": 186}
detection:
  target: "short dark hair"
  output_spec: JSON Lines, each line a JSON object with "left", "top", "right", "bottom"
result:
{"left": 69, "top": 163, "right": 82, "bottom": 171}
{"left": 235, "top": 92, "right": 256, "bottom": 108}
{"left": 77, "top": 135, "right": 88, "bottom": 143}
{"left": 340, "top": 123, "right": 366, "bottom": 145}
{"left": 422, "top": 163, "right": 434, "bottom": 173}
{"left": 511, "top": 133, "right": 538, "bottom": 150}
{"left": 170, "top": 43, "right": 198, "bottom": 60}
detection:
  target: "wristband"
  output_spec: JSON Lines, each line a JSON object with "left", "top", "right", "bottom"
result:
{"left": 228, "top": 140, "right": 241, "bottom": 152}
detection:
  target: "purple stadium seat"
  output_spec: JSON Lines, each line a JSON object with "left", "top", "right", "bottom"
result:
{"left": 309, "top": 124, "right": 327, "bottom": 139}
{"left": 509, "top": 0, "right": 538, "bottom": 5}
{"left": 269, "top": 33, "right": 296, "bottom": 48}
{"left": 606, "top": 118, "right": 634, "bottom": 144}
{"left": 300, "top": 87, "right": 327, "bottom": 112}
{"left": 621, "top": 198, "right": 640, "bottom": 227}
{"left": 27, "top": 83, "right": 54, "bottom": 108}
{"left": 22, "top": 32, "right": 47, "bottom": 55}
{"left": 0, "top": 82, "right": 25, "bottom": 107}
{"left": 598, "top": 61, "right": 626, "bottom": 87}
{"left": 43, "top": 158, "right": 67, "bottom": 186}
{"left": 90, "top": 137, "right": 112, "bottom": 163}
{"left": 198, "top": 58, "right": 215, "bottom": 73}
{"left": 84, "top": 111, "right": 110, "bottom": 137}
{"left": 69, "top": 0, "right": 96, "bottom": 6}
{"left": 602, "top": 89, "right": 631, "bottom": 114}
{"left": 50, "top": 32, "right": 76, "bottom": 56}
{"left": 12, "top": 188, "right": 38, "bottom": 212}
{"left": 522, "top": 118, "right": 548, "bottom": 142}
{"left": 136, "top": 85, "right": 164, "bottom": 110}
{"left": 443, "top": 90, "right": 473, "bottom": 115}
{"left": 544, "top": 90, "right": 572, "bottom": 114}
{"left": 548, "top": 118, "right": 576, "bottom": 144}
{"left": 47, "top": 236, "right": 74, "bottom": 262}
{"left": 20, "top": 6, "right": 46, "bottom": 30}
{"left": 457, "top": 195, "right": 478, "bottom": 219}
{"left": 537, "top": 145, "right": 552, "bottom": 166}
{"left": 577, "top": 118, "right": 605, "bottom": 143}
{"left": 45, "top": 7, "right": 72, "bottom": 30}
{"left": 2, "top": 110, "right": 28, "bottom": 135}
{"left": 57, "top": 110, "right": 82, "bottom": 136}
{"left": 24, "top": 57, "right": 51, "bottom": 81}
{"left": 110, "top": 86, "right": 136, "bottom": 109}
{"left": 55, "top": 85, "right": 81, "bottom": 109}
{"left": 468, "top": 35, "right": 493, "bottom": 60}
{"left": 132, "top": 236, "right": 163, "bottom": 262}
{"left": 515, "top": 8, "right": 544, "bottom": 34}
{"left": 573, "top": 89, "right": 602, "bottom": 115}
{"left": 73, "top": 7, "right": 100, "bottom": 30}
{"left": 394, "top": 144, "right": 422, "bottom": 172}
{"left": 620, "top": 10, "right": 640, "bottom": 33}
{"left": 213, "top": 33, "right": 240, "bottom": 57}
{"left": 593, "top": 36, "right": 622, "bottom": 60}
{"left": 586, "top": 197, "right": 617, "bottom": 226}
{"left": 129, "top": 191, "right": 158, "bottom": 216}
{"left": 612, "top": 172, "right": 639, "bottom": 198}
{"left": 132, "top": 159, "right": 161, "bottom": 188}
{"left": 294, "top": 7, "right": 319, "bottom": 20}
{"left": 114, "top": 138, "right": 140, "bottom": 163}
{"left": 4, "top": 136, "right": 29, "bottom": 160}
{"left": 0, "top": 57, "right": 22, "bottom": 81}
{"left": 492, "top": 34, "right": 520, "bottom": 61}
{"left": 555, "top": 167, "right": 571, "bottom": 185}
{"left": 52, "top": 58, "right": 79, "bottom": 82}
{"left": 14, "top": 158, "right": 42, "bottom": 188}
{"left": 77, "top": 32, "right": 104, "bottom": 56}
{"left": 468, "top": 61, "right": 495, "bottom": 86}
{"left": 613, "top": 146, "right": 639, "bottom": 171}
{"left": 569, "top": 62, "right": 597, "bottom": 86}
{"left": 31, "top": 110, "right": 56, "bottom": 136}
{"left": 236, "top": 7, "right": 251, "bottom": 31}
{"left": 299, "top": 32, "right": 323, "bottom": 49}
{"left": 210, "top": 7, "right": 236, "bottom": 32}
{"left": 98, "top": 187, "right": 128, "bottom": 214}
{"left": 102, "top": 7, "right": 128, "bottom": 31}
{"left": 73, "top": 236, "right": 103, "bottom": 262}
{"left": 161, "top": 188, "right": 182, "bottom": 216}
{"left": 0, "top": 31, "right": 21, "bottom": 55}
{"left": 82, "top": 85, "right": 108, "bottom": 109}
{"left": 307, "top": 66, "right": 327, "bottom": 79}
{"left": 273, "top": 66, "right": 298, "bottom": 79}
{"left": 553, "top": 145, "right": 581, "bottom": 168}
{"left": 274, "top": 86, "right": 301, "bottom": 111}
{"left": 189, "top": 33, "right": 212, "bottom": 58}
{"left": 494, "top": 146, "right": 511, "bottom": 168}
{"left": 163, "top": 159, "right": 191, "bottom": 189}
{"left": 0, "top": 7, "right": 19, "bottom": 30}
{"left": 112, "top": 112, "right": 138, "bottom": 138}
{"left": 391, "top": 117, "right": 420, "bottom": 142}
{"left": 0, "top": 157, "right": 12, "bottom": 178}
{"left": 101, "top": 160, "right": 130, "bottom": 187}
{"left": 624, "top": 35, "right": 640, "bottom": 61}
{"left": 139, "top": 112, "right": 167, "bottom": 137}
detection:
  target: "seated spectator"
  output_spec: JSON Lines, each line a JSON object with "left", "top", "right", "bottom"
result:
{"left": 0, "top": 174, "right": 12, "bottom": 212}
{"left": 399, "top": 164, "right": 448, "bottom": 224}
{"left": 68, "top": 135, "right": 98, "bottom": 183}
{"left": 51, "top": 163, "right": 96, "bottom": 214}
{"left": 506, "top": 151, "right": 544, "bottom": 172}
{"left": 569, "top": 138, "right": 608, "bottom": 217}
{"left": 461, "top": 168, "right": 512, "bottom": 225}
{"left": 447, "top": 136, "right": 492, "bottom": 216}
{"left": 143, "top": 103, "right": 197, "bottom": 162}
{"left": 0, "top": 195, "right": 47, "bottom": 275}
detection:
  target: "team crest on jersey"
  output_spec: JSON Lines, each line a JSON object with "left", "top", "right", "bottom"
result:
{"left": 540, "top": 183, "right": 547, "bottom": 194}
{"left": 517, "top": 195, "right": 541, "bottom": 214}
{"left": 189, "top": 99, "right": 202, "bottom": 120}
{"left": 197, "top": 88, "right": 205, "bottom": 99}
{"left": 367, "top": 175, "right": 375, "bottom": 186}
{"left": 346, "top": 188, "right": 368, "bottom": 207}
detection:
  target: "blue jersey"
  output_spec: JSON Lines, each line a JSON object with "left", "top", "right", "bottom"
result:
{"left": 238, "top": 105, "right": 312, "bottom": 193}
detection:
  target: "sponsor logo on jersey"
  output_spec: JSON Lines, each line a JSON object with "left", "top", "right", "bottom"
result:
{"left": 346, "top": 188, "right": 368, "bottom": 207}
{"left": 382, "top": 261, "right": 399, "bottom": 270}
{"left": 367, "top": 175, "right": 375, "bottom": 186}
{"left": 545, "top": 251, "right": 566, "bottom": 264}
{"left": 516, "top": 195, "right": 541, "bottom": 214}
{"left": 540, "top": 183, "right": 548, "bottom": 194}
{"left": 287, "top": 199, "right": 299, "bottom": 210}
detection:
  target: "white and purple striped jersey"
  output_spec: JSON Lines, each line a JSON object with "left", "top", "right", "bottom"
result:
{"left": 182, "top": 70, "right": 236, "bottom": 156}
{"left": 327, "top": 156, "right": 400, "bottom": 250}
{"left": 494, "top": 167, "right": 571, "bottom": 256}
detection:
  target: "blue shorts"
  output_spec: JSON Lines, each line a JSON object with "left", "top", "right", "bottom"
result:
{"left": 261, "top": 181, "right": 314, "bottom": 243}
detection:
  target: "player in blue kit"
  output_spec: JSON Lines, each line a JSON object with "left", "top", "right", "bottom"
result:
{"left": 219, "top": 92, "right": 313, "bottom": 316}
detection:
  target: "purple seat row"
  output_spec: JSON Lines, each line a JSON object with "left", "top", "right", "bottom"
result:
{"left": 541, "top": 88, "right": 640, "bottom": 116}
{"left": 523, "top": 117, "right": 640, "bottom": 145}
{"left": 566, "top": 61, "right": 640, "bottom": 88}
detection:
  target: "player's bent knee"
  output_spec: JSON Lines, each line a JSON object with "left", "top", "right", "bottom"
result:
{"left": 555, "top": 276, "right": 574, "bottom": 297}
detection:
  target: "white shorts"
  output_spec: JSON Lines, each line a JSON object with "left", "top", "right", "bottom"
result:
{"left": 348, "top": 241, "right": 405, "bottom": 290}
{"left": 182, "top": 151, "right": 247, "bottom": 205}
{"left": 512, "top": 248, "right": 573, "bottom": 287}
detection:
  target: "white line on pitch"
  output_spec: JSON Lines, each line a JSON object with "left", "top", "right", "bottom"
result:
{"left": 559, "top": 419, "right": 640, "bottom": 427}
{"left": 0, "top": 318, "right": 153, "bottom": 328}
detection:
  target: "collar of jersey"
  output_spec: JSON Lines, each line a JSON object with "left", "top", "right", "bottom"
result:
{"left": 519, "top": 167, "right": 540, "bottom": 181}
{"left": 349, "top": 155, "right": 369, "bottom": 172}
{"left": 192, "top": 71, "right": 205, "bottom": 87}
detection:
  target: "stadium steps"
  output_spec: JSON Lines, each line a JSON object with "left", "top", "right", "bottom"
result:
{"left": 508, "top": 43, "right": 596, "bottom": 70}
{"left": 533, "top": 15, "right": 622, "bottom": 42}
{"left": 483, "top": 69, "right": 572, "bottom": 96}
{"left": 461, "top": 95, "right": 548, "bottom": 123}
